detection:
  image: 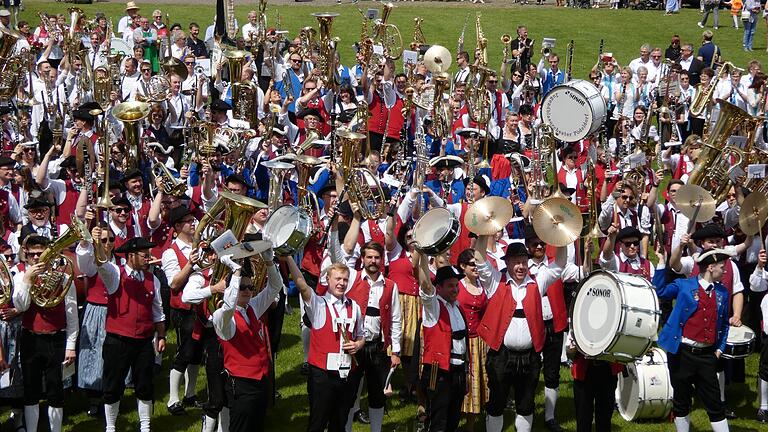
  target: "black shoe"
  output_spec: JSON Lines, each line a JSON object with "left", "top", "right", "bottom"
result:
{"left": 724, "top": 407, "right": 736, "bottom": 420}
{"left": 354, "top": 409, "right": 370, "bottom": 424}
{"left": 300, "top": 362, "right": 310, "bottom": 376}
{"left": 87, "top": 405, "right": 101, "bottom": 418}
{"left": 757, "top": 409, "right": 768, "bottom": 423}
{"left": 545, "top": 419, "right": 564, "bottom": 432}
{"left": 182, "top": 396, "right": 200, "bottom": 408}
{"left": 168, "top": 401, "right": 186, "bottom": 416}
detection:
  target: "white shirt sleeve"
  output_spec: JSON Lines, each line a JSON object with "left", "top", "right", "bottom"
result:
{"left": 64, "top": 283, "right": 79, "bottom": 350}
{"left": 419, "top": 287, "right": 440, "bottom": 328}
{"left": 11, "top": 271, "right": 30, "bottom": 312}
{"left": 97, "top": 261, "right": 121, "bottom": 295}
{"left": 181, "top": 272, "right": 212, "bottom": 304}
{"left": 75, "top": 242, "right": 98, "bottom": 277}
{"left": 161, "top": 247, "right": 182, "bottom": 287}
{"left": 152, "top": 274, "right": 165, "bottom": 323}
{"left": 212, "top": 274, "right": 241, "bottom": 341}
{"left": 477, "top": 260, "right": 502, "bottom": 298}
{"left": 390, "top": 286, "right": 402, "bottom": 353}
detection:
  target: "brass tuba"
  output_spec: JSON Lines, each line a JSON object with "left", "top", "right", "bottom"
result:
{"left": 312, "top": 12, "right": 341, "bottom": 91}
{"left": 113, "top": 101, "right": 151, "bottom": 171}
{"left": 372, "top": 2, "right": 403, "bottom": 60}
{"left": 410, "top": 17, "right": 427, "bottom": 51}
{"left": 687, "top": 99, "right": 756, "bottom": 203}
{"left": 30, "top": 215, "right": 92, "bottom": 308}
{"left": 338, "top": 129, "right": 387, "bottom": 220}
{"left": 0, "top": 27, "right": 25, "bottom": 103}
{"left": 224, "top": 50, "right": 253, "bottom": 123}
{"left": 0, "top": 256, "right": 12, "bottom": 308}
{"left": 191, "top": 191, "right": 267, "bottom": 311}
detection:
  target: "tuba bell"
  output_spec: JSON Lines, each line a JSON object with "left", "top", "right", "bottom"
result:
{"left": 0, "top": 27, "right": 24, "bottom": 103}
{"left": 312, "top": 12, "right": 341, "bottom": 91}
{"left": 113, "top": 101, "right": 151, "bottom": 171}
{"left": 30, "top": 215, "right": 92, "bottom": 308}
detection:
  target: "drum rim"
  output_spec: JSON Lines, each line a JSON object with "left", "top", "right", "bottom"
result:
{"left": 413, "top": 207, "right": 459, "bottom": 254}
{"left": 572, "top": 270, "right": 624, "bottom": 357}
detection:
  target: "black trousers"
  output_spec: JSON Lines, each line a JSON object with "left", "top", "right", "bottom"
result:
{"left": 349, "top": 341, "right": 390, "bottom": 409}
{"left": 486, "top": 346, "right": 540, "bottom": 417}
{"left": 689, "top": 117, "right": 705, "bottom": 138}
{"left": 573, "top": 361, "right": 617, "bottom": 432}
{"left": 200, "top": 327, "right": 227, "bottom": 418}
{"left": 171, "top": 308, "right": 203, "bottom": 372}
{"left": 307, "top": 365, "right": 357, "bottom": 432}
{"left": 20, "top": 330, "right": 65, "bottom": 406}
{"left": 419, "top": 364, "right": 466, "bottom": 432}
{"left": 225, "top": 374, "right": 269, "bottom": 432}
{"left": 542, "top": 320, "right": 564, "bottom": 389}
{"left": 102, "top": 333, "right": 155, "bottom": 404}
{"left": 668, "top": 345, "right": 725, "bottom": 422}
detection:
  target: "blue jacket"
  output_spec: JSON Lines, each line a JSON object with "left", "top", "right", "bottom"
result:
{"left": 651, "top": 268, "right": 730, "bottom": 354}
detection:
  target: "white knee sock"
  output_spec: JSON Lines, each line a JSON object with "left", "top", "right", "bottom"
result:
{"left": 10, "top": 408, "right": 23, "bottom": 428}
{"left": 217, "top": 407, "right": 229, "bottom": 432}
{"left": 710, "top": 419, "right": 729, "bottom": 432}
{"left": 673, "top": 415, "right": 690, "bottom": 432}
{"left": 48, "top": 406, "right": 63, "bottom": 432}
{"left": 138, "top": 399, "right": 152, "bottom": 432}
{"left": 369, "top": 407, "right": 384, "bottom": 432}
{"left": 168, "top": 369, "right": 183, "bottom": 406}
{"left": 105, "top": 402, "right": 120, "bottom": 432}
{"left": 345, "top": 395, "right": 361, "bottom": 432}
{"left": 485, "top": 414, "right": 504, "bottom": 432}
{"left": 760, "top": 379, "right": 768, "bottom": 409}
{"left": 24, "top": 404, "right": 39, "bottom": 432}
{"left": 544, "top": 386, "right": 558, "bottom": 421}
{"left": 302, "top": 326, "right": 311, "bottom": 361}
{"left": 514, "top": 414, "right": 533, "bottom": 432}
{"left": 717, "top": 371, "right": 726, "bottom": 402}
{"left": 203, "top": 415, "right": 217, "bottom": 432}
{"left": 185, "top": 365, "right": 200, "bottom": 399}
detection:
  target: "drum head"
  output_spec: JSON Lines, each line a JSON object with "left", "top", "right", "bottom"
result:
{"left": 726, "top": 324, "right": 755, "bottom": 344}
{"left": 263, "top": 206, "right": 299, "bottom": 246}
{"left": 110, "top": 37, "right": 132, "bottom": 56}
{"left": 413, "top": 208, "right": 452, "bottom": 248}
{"left": 572, "top": 271, "right": 622, "bottom": 357}
{"left": 616, "top": 348, "right": 671, "bottom": 421}
{"left": 540, "top": 80, "right": 606, "bottom": 142}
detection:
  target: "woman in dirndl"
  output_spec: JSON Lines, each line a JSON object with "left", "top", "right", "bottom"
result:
{"left": 1, "top": 257, "right": 26, "bottom": 431}
{"left": 75, "top": 220, "right": 118, "bottom": 417}
{"left": 456, "top": 248, "right": 489, "bottom": 429}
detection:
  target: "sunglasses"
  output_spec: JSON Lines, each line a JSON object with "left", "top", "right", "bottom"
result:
{"left": 464, "top": 262, "right": 477, "bottom": 267}
{"left": 487, "top": 80, "right": 498, "bottom": 84}
{"left": 620, "top": 195, "right": 633, "bottom": 200}
{"left": 28, "top": 208, "right": 49, "bottom": 214}
{"left": 513, "top": 74, "right": 522, "bottom": 77}
{"left": 112, "top": 207, "right": 131, "bottom": 214}
{"left": 141, "top": 69, "right": 151, "bottom": 72}
{"left": 291, "top": 58, "right": 302, "bottom": 63}
{"left": 622, "top": 240, "right": 640, "bottom": 247}
{"left": 2, "top": 253, "right": 15, "bottom": 260}
{"left": 529, "top": 241, "right": 546, "bottom": 248}
{"left": 25, "top": 251, "right": 43, "bottom": 257}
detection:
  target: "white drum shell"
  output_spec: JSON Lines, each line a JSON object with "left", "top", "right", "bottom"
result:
{"left": 540, "top": 79, "right": 607, "bottom": 142}
{"left": 572, "top": 270, "right": 659, "bottom": 362}
{"left": 262, "top": 205, "right": 313, "bottom": 256}
{"left": 616, "top": 348, "right": 673, "bottom": 421}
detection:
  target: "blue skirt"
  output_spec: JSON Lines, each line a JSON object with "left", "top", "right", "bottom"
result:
{"left": 77, "top": 303, "right": 108, "bottom": 391}
{"left": 0, "top": 316, "right": 23, "bottom": 398}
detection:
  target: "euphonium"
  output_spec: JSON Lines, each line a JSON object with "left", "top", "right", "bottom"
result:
{"left": 687, "top": 99, "right": 756, "bottom": 203}
{"left": 137, "top": 75, "right": 171, "bottom": 103}
{"left": 191, "top": 191, "right": 266, "bottom": 311}
{"left": 0, "top": 257, "right": 12, "bottom": 308}
{"left": 312, "top": 12, "right": 340, "bottom": 91}
{"left": 31, "top": 215, "right": 92, "bottom": 308}
{"left": 153, "top": 163, "right": 188, "bottom": 197}
{"left": 338, "top": 129, "right": 387, "bottom": 220}
{"left": 112, "top": 101, "right": 150, "bottom": 171}
{"left": 690, "top": 62, "right": 736, "bottom": 117}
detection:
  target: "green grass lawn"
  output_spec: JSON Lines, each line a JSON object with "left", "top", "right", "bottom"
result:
{"left": 7, "top": 2, "right": 767, "bottom": 430}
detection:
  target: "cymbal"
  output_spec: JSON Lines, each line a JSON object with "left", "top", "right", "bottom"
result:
{"left": 423, "top": 45, "right": 452, "bottom": 74}
{"left": 463, "top": 197, "right": 515, "bottom": 236}
{"left": 739, "top": 191, "right": 768, "bottom": 236}
{"left": 531, "top": 197, "right": 583, "bottom": 247}
{"left": 675, "top": 184, "right": 716, "bottom": 223}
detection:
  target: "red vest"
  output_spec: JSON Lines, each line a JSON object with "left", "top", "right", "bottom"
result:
{"left": 544, "top": 277, "right": 568, "bottom": 333}
{"left": 85, "top": 272, "right": 109, "bottom": 305}
{"left": 449, "top": 203, "right": 472, "bottom": 265}
{"left": 0, "top": 189, "right": 13, "bottom": 238}
{"left": 55, "top": 180, "right": 80, "bottom": 227}
{"left": 478, "top": 277, "right": 546, "bottom": 352}
{"left": 387, "top": 256, "right": 418, "bottom": 297}
{"left": 673, "top": 154, "right": 692, "bottom": 180}
{"left": 125, "top": 196, "right": 151, "bottom": 233}
{"left": 557, "top": 167, "right": 588, "bottom": 211}
{"left": 618, "top": 256, "right": 652, "bottom": 281}
{"left": 368, "top": 93, "right": 405, "bottom": 140}
{"left": 22, "top": 297, "right": 66, "bottom": 333}
{"left": 300, "top": 230, "right": 325, "bottom": 278}
{"left": 112, "top": 225, "right": 137, "bottom": 251}
{"left": 308, "top": 298, "right": 357, "bottom": 371}
{"left": 170, "top": 243, "right": 193, "bottom": 310}
{"left": 691, "top": 259, "right": 735, "bottom": 302}
{"left": 681, "top": 286, "right": 718, "bottom": 344}
{"left": 105, "top": 268, "right": 156, "bottom": 339}
{"left": 456, "top": 283, "right": 487, "bottom": 337}
{"left": 150, "top": 221, "right": 173, "bottom": 260}
{"left": 421, "top": 300, "right": 456, "bottom": 371}
{"left": 219, "top": 306, "right": 271, "bottom": 380}
{"left": 346, "top": 273, "right": 396, "bottom": 351}
{"left": 659, "top": 205, "right": 678, "bottom": 256}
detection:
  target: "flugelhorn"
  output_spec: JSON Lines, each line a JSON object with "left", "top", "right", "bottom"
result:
{"left": 153, "top": 163, "right": 188, "bottom": 197}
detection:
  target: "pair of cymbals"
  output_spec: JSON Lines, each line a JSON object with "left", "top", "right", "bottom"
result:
{"left": 739, "top": 191, "right": 768, "bottom": 236}
{"left": 675, "top": 184, "right": 716, "bottom": 223}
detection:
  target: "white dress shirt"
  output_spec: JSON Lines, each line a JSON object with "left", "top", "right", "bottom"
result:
{"left": 97, "top": 261, "right": 165, "bottom": 324}
{"left": 360, "top": 272, "right": 402, "bottom": 353}
{"left": 213, "top": 265, "right": 285, "bottom": 340}
{"left": 13, "top": 269, "right": 79, "bottom": 350}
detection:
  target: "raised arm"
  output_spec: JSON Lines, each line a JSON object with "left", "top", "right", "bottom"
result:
{"left": 284, "top": 255, "right": 313, "bottom": 304}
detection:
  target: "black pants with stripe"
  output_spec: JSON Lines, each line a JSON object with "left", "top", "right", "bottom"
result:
{"left": 20, "top": 330, "right": 65, "bottom": 406}
{"left": 307, "top": 365, "right": 357, "bottom": 432}
{"left": 420, "top": 363, "right": 466, "bottom": 432}
{"left": 348, "top": 340, "right": 390, "bottom": 409}
{"left": 485, "top": 346, "right": 540, "bottom": 417}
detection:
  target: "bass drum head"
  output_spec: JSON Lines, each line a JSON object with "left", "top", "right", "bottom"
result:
{"left": 413, "top": 208, "right": 457, "bottom": 254}
{"left": 540, "top": 79, "right": 606, "bottom": 142}
{"left": 572, "top": 271, "right": 623, "bottom": 357}
{"left": 263, "top": 206, "right": 300, "bottom": 248}
{"left": 617, "top": 348, "right": 672, "bottom": 421}
{"left": 110, "top": 37, "right": 133, "bottom": 56}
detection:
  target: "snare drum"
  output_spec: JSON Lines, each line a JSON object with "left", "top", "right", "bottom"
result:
{"left": 413, "top": 208, "right": 460, "bottom": 256}
{"left": 262, "top": 205, "right": 313, "bottom": 256}
{"left": 616, "top": 347, "right": 673, "bottom": 421}
{"left": 540, "top": 79, "right": 607, "bottom": 142}
{"left": 722, "top": 325, "right": 756, "bottom": 359}
{"left": 572, "top": 270, "right": 659, "bottom": 363}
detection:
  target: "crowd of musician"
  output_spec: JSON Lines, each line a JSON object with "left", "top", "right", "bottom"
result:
{"left": 1, "top": 1, "right": 768, "bottom": 432}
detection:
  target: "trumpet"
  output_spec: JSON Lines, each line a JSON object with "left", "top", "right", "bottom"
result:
{"left": 153, "top": 163, "right": 188, "bottom": 197}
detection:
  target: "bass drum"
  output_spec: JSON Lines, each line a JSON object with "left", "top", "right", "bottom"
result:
{"left": 540, "top": 79, "right": 607, "bottom": 142}
{"left": 572, "top": 270, "right": 659, "bottom": 363}
{"left": 262, "top": 205, "right": 313, "bottom": 256}
{"left": 413, "top": 207, "right": 460, "bottom": 256}
{"left": 110, "top": 37, "right": 132, "bottom": 56}
{"left": 616, "top": 347, "right": 673, "bottom": 421}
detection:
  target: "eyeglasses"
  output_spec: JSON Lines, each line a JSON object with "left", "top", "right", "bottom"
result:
{"left": 651, "top": 55, "right": 661, "bottom": 59}
{"left": 290, "top": 58, "right": 302, "bottom": 63}
{"left": 727, "top": 193, "right": 736, "bottom": 198}
{"left": 513, "top": 74, "right": 522, "bottom": 77}
{"left": 25, "top": 251, "right": 43, "bottom": 257}
{"left": 528, "top": 241, "right": 546, "bottom": 248}
{"left": 464, "top": 262, "right": 477, "bottom": 267}
{"left": 22, "top": 148, "right": 36, "bottom": 153}
{"left": 141, "top": 68, "right": 151, "bottom": 72}
{"left": 240, "top": 285, "right": 256, "bottom": 291}
{"left": 134, "top": 252, "right": 151, "bottom": 259}
{"left": 106, "top": 238, "right": 116, "bottom": 243}
{"left": 112, "top": 207, "right": 131, "bottom": 214}
{"left": 304, "top": 86, "right": 316, "bottom": 91}
{"left": 28, "top": 208, "right": 48, "bottom": 215}
{"left": 566, "top": 154, "right": 577, "bottom": 160}
{"left": 622, "top": 240, "right": 640, "bottom": 247}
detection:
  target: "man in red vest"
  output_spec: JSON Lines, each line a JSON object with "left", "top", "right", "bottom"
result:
{"left": 122, "top": 168, "right": 152, "bottom": 236}
{"left": 473, "top": 236, "right": 566, "bottom": 432}
{"left": 285, "top": 257, "right": 365, "bottom": 432}
{"left": 96, "top": 237, "right": 167, "bottom": 432}
{"left": 344, "top": 241, "right": 402, "bottom": 432}
{"left": 599, "top": 226, "right": 655, "bottom": 280}
{"left": 12, "top": 235, "right": 78, "bottom": 432}
{"left": 652, "top": 248, "right": 732, "bottom": 432}
{"left": 212, "top": 245, "right": 283, "bottom": 432}
{"left": 414, "top": 251, "right": 467, "bottom": 432}
{"left": 161, "top": 207, "right": 202, "bottom": 416}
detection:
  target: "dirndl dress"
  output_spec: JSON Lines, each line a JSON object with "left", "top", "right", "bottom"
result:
{"left": 457, "top": 283, "right": 489, "bottom": 414}
{"left": 0, "top": 315, "right": 24, "bottom": 398}
{"left": 77, "top": 302, "right": 108, "bottom": 391}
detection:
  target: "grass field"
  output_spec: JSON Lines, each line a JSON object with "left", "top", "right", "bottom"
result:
{"left": 6, "top": 1, "right": 768, "bottom": 431}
